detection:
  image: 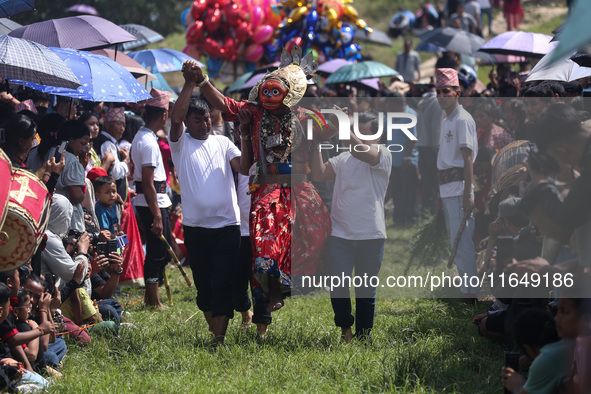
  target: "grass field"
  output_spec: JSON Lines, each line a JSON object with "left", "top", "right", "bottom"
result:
{"left": 47, "top": 224, "right": 507, "bottom": 393}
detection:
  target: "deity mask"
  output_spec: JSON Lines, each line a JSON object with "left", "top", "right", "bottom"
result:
{"left": 258, "top": 78, "right": 288, "bottom": 110}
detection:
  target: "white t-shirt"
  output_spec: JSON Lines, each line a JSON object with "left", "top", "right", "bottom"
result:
{"left": 170, "top": 133, "right": 241, "bottom": 228}
{"left": 328, "top": 145, "right": 392, "bottom": 240}
{"left": 237, "top": 174, "right": 250, "bottom": 236}
{"left": 437, "top": 105, "right": 478, "bottom": 198}
{"left": 478, "top": 0, "right": 492, "bottom": 9}
{"left": 131, "top": 126, "right": 172, "bottom": 209}
{"left": 464, "top": 1, "right": 481, "bottom": 19}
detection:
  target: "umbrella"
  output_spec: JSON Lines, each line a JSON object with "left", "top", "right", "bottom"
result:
{"left": 526, "top": 50, "right": 591, "bottom": 82}
{"left": 0, "top": 35, "right": 80, "bottom": 89}
{"left": 415, "top": 41, "right": 446, "bottom": 53}
{"left": 571, "top": 52, "right": 591, "bottom": 67}
{"left": 127, "top": 48, "right": 204, "bottom": 73}
{"left": 0, "top": 18, "right": 20, "bottom": 35}
{"left": 317, "top": 59, "right": 352, "bottom": 75}
{"left": 227, "top": 62, "right": 279, "bottom": 92}
{"left": 90, "top": 48, "right": 156, "bottom": 83}
{"left": 241, "top": 73, "right": 265, "bottom": 90}
{"left": 325, "top": 61, "right": 398, "bottom": 84}
{"left": 227, "top": 72, "right": 253, "bottom": 93}
{"left": 478, "top": 53, "right": 527, "bottom": 65}
{"left": 9, "top": 15, "right": 137, "bottom": 51}
{"left": 354, "top": 27, "right": 393, "bottom": 47}
{"left": 417, "top": 27, "right": 485, "bottom": 56}
{"left": 119, "top": 24, "right": 164, "bottom": 51}
{"left": 479, "top": 31, "right": 556, "bottom": 58}
{"left": 549, "top": 0, "right": 591, "bottom": 64}
{"left": 144, "top": 72, "right": 178, "bottom": 101}
{"left": 0, "top": 0, "right": 34, "bottom": 18}
{"left": 66, "top": 4, "right": 98, "bottom": 15}
{"left": 11, "top": 48, "right": 151, "bottom": 102}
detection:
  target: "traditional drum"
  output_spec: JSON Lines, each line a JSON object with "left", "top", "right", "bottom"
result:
{"left": 0, "top": 149, "right": 12, "bottom": 236}
{"left": 0, "top": 168, "right": 51, "bottom": 271}
{"left": 489, "top": 140, "right": 535, "bottom": 198}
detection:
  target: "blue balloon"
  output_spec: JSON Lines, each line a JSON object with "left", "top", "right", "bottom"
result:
{"left": 181, "top": 8, "right": 190, "bottom": 30}
{"left": 304, "top": 9, "right": 318, "bottom": 42}
{"left": 340, "top": 23, "right": 354, "bottom": 46}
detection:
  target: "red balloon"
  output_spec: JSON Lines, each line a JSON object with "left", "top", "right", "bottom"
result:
{"left": 284, "top": 37, "right": 303, "bottom": 53}
{"left": 225, "top": 4, "right": 241, "bottom": 26}
{"left": 234, "top": 21, "right": 252, "bottom": 42}
{"left": 203, "top": 37, "right": 222, "bottom": 57}
{"left": 220, "top": 37, "right": 237, "bottom": 60}
{"left": 186, "top": 20, "right": 204, "bottom": 44}
{"left": 191, "top": 0, "right": 207, "bottom": 20}
{"left": 216, "top": 0, "right": 230, "bottom": 6}
{"left": 205, "top": 8, "right": 222, "bottom": 33}
{"left": 293, "top": 36, "right": 303, "bottom": 47}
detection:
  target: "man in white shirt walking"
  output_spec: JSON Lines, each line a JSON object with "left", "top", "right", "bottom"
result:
{"left": 131, "top": 88, "right": 173, "bottom": 310}
{"left": 169, "top": 61, "right": 249, "bottom": 345}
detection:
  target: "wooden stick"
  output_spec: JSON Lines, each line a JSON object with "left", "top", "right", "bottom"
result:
{"left": 159, "top": 235, "right": 192, "bottom": 287}
{"left": 163, "top": 269, "right": 173, "bottom": 307}
{"left": 447, "top": 209, "right": 472, "bottom": 269}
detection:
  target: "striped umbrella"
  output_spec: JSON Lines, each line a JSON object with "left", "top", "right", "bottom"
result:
{"left": 9, "top": 15, "right": 137, "bottom": 51}
{"left": 0, "top": 35, "right": 80, "bottom": 89}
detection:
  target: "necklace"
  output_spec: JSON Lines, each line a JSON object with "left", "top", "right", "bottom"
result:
{"left": 260, "top": 109, "right": 297, "bottom": 163}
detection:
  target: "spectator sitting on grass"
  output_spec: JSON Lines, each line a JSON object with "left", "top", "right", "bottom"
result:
{"left": 501, "top": 307, "right": 575, "bottom": 394}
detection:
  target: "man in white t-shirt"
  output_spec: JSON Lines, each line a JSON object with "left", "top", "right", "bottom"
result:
{"left": 131, "top": 88, "right": 173, "bottom": 310}
{"left": 436, "top": 68, "right": 479, "bottom": 300}
{"left": 169, "top": 62, "right": 248, "bottom": 345}
{"left": 311, "top": 111, "right": 392, "bottom": 343}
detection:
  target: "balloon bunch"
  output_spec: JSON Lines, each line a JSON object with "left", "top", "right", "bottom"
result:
{"left": 274, "top": 0, "right": 371, "bottom": 62}
{"left": 182, "top": 0, "right": 281, "bottom": 66}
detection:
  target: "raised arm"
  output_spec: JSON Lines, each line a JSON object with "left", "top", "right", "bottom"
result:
{"left": 170, "top": 61, "right": 198, "bottom": 143}
{"left": 194, "top": 62, "right": 227, "bottom": 113}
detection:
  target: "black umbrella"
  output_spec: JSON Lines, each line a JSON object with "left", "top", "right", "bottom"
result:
{"left": 119, "top": 24, "right": 164, "bottom": 51}
{"left": 571, "top": 52, "right": 591, "bottom": 67}
{"left": 354, "top": 27, "right": 393, "bottom": 47}
{"left": 418, "top": 27, "right": 484, "bottom": 56}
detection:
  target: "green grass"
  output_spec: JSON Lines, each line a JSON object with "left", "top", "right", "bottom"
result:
{"left": 47, "top": 224, "right": 506, "bottom": 393}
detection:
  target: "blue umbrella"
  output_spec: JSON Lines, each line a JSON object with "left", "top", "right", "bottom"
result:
{"left": 0, "top": 0, "right": 34, "bottom": 18}
{"left": 226, "top": 71, "right": 253, "bottom": 93}
{"left": 127, "top": 48, "right": 204, "bottom": 73}
{"left": 0, "top": 35, "right": 80, "bottom": 89}
{"left": 144, "top": 72, "right": 178, "bottom": 100}
{"left": 415, "top": 41, "right": 447, "bottom": 53}
{"left": 11, "top": 47, "right": 151, "bottom": 102}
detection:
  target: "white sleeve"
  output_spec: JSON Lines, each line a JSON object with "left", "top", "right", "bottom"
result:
{"left": 102, "top": 141, "right": 128, "bottom": 180}
{"left": 225, "top": 137, "right": 241, "bottom": 162}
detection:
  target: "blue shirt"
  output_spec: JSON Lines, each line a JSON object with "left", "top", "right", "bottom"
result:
{"left": 95, "top": 203, "right": 118, "bottom": 233}
{"left": 387, "top": 106, "right": 418, "bottom": 167}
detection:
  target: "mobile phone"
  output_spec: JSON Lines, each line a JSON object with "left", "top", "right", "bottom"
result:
{"left": 54, "top": 141, "right": 68, "bottom": 162}
{"left": 97, "top": 239, "right": 119, "bottom": 257}
{"left": 504, "top": 351, "right": 519, "bottom": 394}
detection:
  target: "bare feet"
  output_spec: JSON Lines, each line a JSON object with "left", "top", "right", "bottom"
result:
{"left": 241, "top": 310, "right": 254, "bottom": 329}
{"left": 46, "top": 366, "right": 63, "bottom": 378}
{"left": 267, "top": 298, "right": 284, "bottom": 313}
{"left": 257, "top": 323, "right": 268, "bottom": 339}
{"left": 341, "top": 327, "right": 353, "bottom": 344}
{"left": 144, "top": 303, "right": 167, "bottom": 311}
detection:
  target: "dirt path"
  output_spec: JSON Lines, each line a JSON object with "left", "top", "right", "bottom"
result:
{"left": 419, "top": 0, "right": 568, "bottom": 83}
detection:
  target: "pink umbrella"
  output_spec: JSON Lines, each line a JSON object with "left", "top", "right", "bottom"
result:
{"left": 66, "top": 4, "right": 98, "bottom": 15}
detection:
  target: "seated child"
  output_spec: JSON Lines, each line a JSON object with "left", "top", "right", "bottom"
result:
{"left": 93, "top": 176, "right": 120, "bottom": 235}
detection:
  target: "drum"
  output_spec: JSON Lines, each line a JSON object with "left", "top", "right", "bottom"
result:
{"left": 0, "top": 149, "right": 12, "bottom": 236}
{"left": 0, "top": 168, "right": 51, "bottom": 271}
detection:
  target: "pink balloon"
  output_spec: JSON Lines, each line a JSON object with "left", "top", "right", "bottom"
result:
{"left": 251, "top": 6, "right": 264, "bottom": 27}
{"left": 244, "top": 43, "right": 264, "bottom": 62}
{"left": 253, "top": 24, "right": 273, "bottom": 44}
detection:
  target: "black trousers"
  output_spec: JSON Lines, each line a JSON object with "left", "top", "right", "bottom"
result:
{"left": 136, "top": 206, "right": 172, "bottom": 285}
{"left": 418, "top": 147, "right": 439, "bottom": 216}
{"left": 184, "top": 225, "right": 241, "bottom": 318}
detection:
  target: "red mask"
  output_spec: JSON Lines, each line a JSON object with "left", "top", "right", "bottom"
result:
{"left": 259, "top": 78, "right": 288, "bottom": 110}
